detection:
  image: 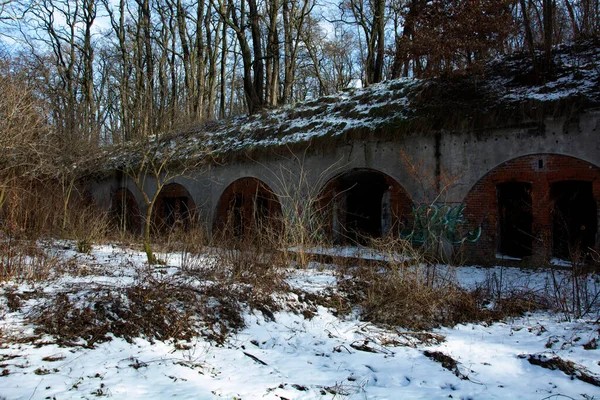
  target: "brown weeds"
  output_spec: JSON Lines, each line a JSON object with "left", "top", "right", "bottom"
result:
{"left": 337, "top": 236, "right": 550, "bottom": 331}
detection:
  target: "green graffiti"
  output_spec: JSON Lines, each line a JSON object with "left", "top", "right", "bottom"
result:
{"left": 404, "top": 203, "right": 481, "bottom": 246}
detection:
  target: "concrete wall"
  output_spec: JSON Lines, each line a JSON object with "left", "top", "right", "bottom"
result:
{"left": 90, "top": 110, "right": 600, "bottom": 262}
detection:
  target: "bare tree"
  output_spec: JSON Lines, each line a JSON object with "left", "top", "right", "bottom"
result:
{"left": 391, "top": 0, "right": 516, "bottom": 78}
{"left": 113, "top": 135, "right": 212, "bottom": 263}
{"left": 212, "top": 0, "right": 266, "bottom": 114}
{"left": 336, "top": 0, "right": 386, "bottom": 85}
{"left": 280, "top": 0, "right": 314, "bottom": 103}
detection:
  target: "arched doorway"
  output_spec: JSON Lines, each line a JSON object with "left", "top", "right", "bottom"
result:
{"left": 318, "top": 168, "right": 413, "bottom": 244}
{"left": 551, "top": 181, "right": 597, "bottom": 259}
{"left": 111, "top": 188, "right": 141, "bottom": 234}
{"left": 213, "top": 177, "right": 282, "bottom": 238}
{"left": 463, "top": 154, "right": 600, "bottom": 262}
{"left": 154, "top": 183, "right": 196, "bottom": 232}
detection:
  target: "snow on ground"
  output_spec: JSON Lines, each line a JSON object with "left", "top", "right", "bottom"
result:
{"left": 0, "top": 242, "right": 599, "bottom": 399}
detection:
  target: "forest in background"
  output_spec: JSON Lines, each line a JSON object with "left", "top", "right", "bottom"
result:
{"left": 1, "top": 0, "right": 599, "bottom": 142}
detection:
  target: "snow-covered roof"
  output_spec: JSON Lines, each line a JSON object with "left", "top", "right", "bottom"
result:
{"left": 100, "top": 41, "right": 600, "bottom": 172}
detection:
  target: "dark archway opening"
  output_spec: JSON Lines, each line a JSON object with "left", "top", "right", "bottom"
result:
{"left": 497, "top": 182, "right": 533, "bottom": 258}
{"left": 319, "top": 168, "right": 413, "bottom": 245}
{"left": 164, "top": 197, "right": 190, "bottom": 229}
{"left": 318, "top": 169, "right": 404, "bottom": 244}
{"left": 154, "top": 183, "right": 196, "bottom": 232}
{"left": 341, "top": 170, "right": 388, "bottom": 241}
{"left": 552, "top": 181, "right": 598, "bottom": 259}
{"left": 214, "top": 178, "right": 282, "bottom": 239}
{"left": 111, "top": 188, "right": 141, "bottom": 234}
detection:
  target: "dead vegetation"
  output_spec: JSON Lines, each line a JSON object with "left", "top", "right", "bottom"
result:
{"left": 0, "top": 164, "right": 596, "bottom": 350}
{"left": 16, "top": 225, "right": 308, "bottom": 347}
{"left": 521, "top": 353, "right": 600, "bottom": 387}
{"left": 423, "top": 350, "right": 469, "bottom": 380}
{"left": 0, "top": 238, "right": 58, "bottom": 283}
{"left": 25, "top": 267, "right": 268, "bottom": 347}
{"left": 336, "top": 236, "right": 549, "bottom": 331}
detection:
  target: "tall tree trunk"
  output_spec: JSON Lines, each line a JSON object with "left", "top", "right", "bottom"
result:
{"left": 265, "top": 0, "right": 279, "bottom": 106}
{"left": 194, "top": 0, "right": 206, "bottom": 119}
{"left": 564, "top": 0, "right": 580, "bottom": 39}
{"left": 372, "top": 0, "right": 385, "bottom": 83}
{"left": 542, "top": 0, "right": 554, "bottom": 74}
{"left": 175, "top": 0, "right": 193, "bottom": 117}
{"left": 520, "top": 0, "right": 537, "bottom": 71}
{"left": 219, "top": 19, "right": 227, "bottom": 118}
{"left": 248, "top": 0, "right": 264, "bottom": 110}
{"left": 82, "top": 0, "right": 97, "bottom": 143}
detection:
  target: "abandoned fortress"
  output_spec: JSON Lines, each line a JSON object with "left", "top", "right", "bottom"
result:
{"left": 89, "top": 45, "right": 600, "bottom": 265}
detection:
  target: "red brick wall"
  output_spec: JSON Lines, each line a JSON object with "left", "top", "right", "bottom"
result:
{"left": 213, "top": 177, "right": 282, "bottom": 235}
{"left": 463, "top": 154, "right": 600, "bottom": 263}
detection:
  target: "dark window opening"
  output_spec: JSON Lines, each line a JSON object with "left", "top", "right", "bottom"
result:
{"left": 338, "top": 170, "right": 389, "bottom": 244}
{"left": 497, "top": 182, "right": 533, "bottom": 258}
{"left": 552, "top": 181, "right": 597, "bottom": 259}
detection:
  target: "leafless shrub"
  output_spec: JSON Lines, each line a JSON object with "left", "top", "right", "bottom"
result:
{"left": 337, "top": 235, "right": 551, "bottom": 330}
{"left": 549, "top": 265, "right": 600, "bottom": 321}
{"left": 192, "top": 228, "right": 289, "bottom": 312}
{"left": 161, "top": 224, "right": 211, "bottom": 256}
{"left": 28, "top": 265, "right": 257, "bottom": 347}
{"left": 265, "top": 148, "right": 346, "bottom": 269}
{"left": 0, "top": 238, "right": 57, "bottom": 283}
{"left": 474, "top": 267, "right": 551, "bottom": 316}
{"left": 63, "top": 205, "right": 112, "bottom": 253}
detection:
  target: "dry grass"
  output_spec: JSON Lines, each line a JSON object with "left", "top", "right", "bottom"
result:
{"left": 337, "top": 236, "right": 549, "bottom": 331}
{"left": 27, "top": 266, "right": 255, "bottom": 347}
{"left": 339, "top": 265, "right": 488, "bottom": 330}
{"left": 22, "top": 226, "right": 295, "bottom": 347}
{"left": 63, "top": 205, "right": 111, "bottom": 253}
{"left": 0, "top": 238, "right": 58, "bottom": 283}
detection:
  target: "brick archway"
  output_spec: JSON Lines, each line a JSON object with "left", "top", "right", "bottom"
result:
{"left": 213, "top": 177, "right": 282, "bottom": 237}
{"left": 154, "top": 183, "right": 196, "bottom": 232}
{"left": 318, "top": 168, "right": 413, "bottom": 244}
{"left": 463, "top": 154, "right": 600, "bottom": 263}
{"left": 111, "top": 188, "right": 141, "bottom": 234}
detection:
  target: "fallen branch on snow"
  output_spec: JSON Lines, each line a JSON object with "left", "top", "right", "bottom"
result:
{"left": 423, "top": 350, "right": 468, "bottom": 380}
{"left": 520, "top": 353, "right": 600, "bottom": 387}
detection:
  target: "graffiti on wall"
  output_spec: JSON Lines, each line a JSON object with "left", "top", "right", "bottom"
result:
{"left": 404, "top": 203, "right": 481, "bottom": 246}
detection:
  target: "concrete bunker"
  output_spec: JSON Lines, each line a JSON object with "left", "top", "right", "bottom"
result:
{"left": 319, "top": 168, "right": 412, "bottom": 244}
{"left": 463, "top": 154, "right": 600, "bottom": 262}
{"left": 111, "top": 188, "right": 141, "bottom": 234}
{"left": 213, "top": 177, "right": 282, "bottom": 238}
{"left": 154, "top": 183, "right": 196, "bottom": 232}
